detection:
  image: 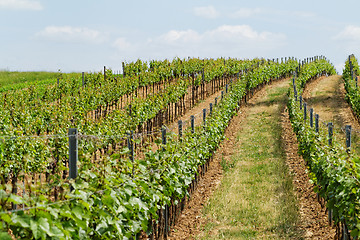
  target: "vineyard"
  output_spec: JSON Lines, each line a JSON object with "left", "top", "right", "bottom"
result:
{"left": 1, "top": 55, "right": 360, "bottom": 239}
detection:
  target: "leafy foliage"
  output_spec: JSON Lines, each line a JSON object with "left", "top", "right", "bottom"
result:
{"left": 0, "top": 57, "right": 298, "bottom": 239}
{"left": 288, "top": 58, "right": 360, "bottom": 237}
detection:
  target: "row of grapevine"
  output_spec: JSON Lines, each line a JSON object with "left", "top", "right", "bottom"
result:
{"left": 343, "top": 55, "right": 360, "bottom": 120}
{"left": 0, "top": 57, "right": 299, "bottom": 239}
{"left": 0, "top": 56, "right": 282, "bottom": 203}
{"left": 287, "top": 58, "right": 360, "bottom": 238}
{"left": 0, "top": 58, "right": 254, "bottom": 190}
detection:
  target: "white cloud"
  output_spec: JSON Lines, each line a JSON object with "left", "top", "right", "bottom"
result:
{"left": 334, "top": 63, "right": 344, "bottom": 74}
{"left": 206, "top": 25, "right": 265, "bottom": 40}
{"left": 137, "top": 25, "right": 286, "bottom": 60}
{"left": 193, "top": 5, "right": 220, "bottom": 19}
{"left": 155, "top": 25, "right": 285, "bottom": 45}
{"left": 158, "top": 29, "right": 201, "bottom": 44}
{"left": 333, "top": 25, "right": 360, "bottom": 41}
{"left": 293, "top": 11, "right": 316, "bottom": 18}
{"left": 0, "top": 0, "right": 43, "bottom": 10}
{"left": 113, "top": 37, "right": 132, "bottom": 50}
{"left": 35, "top": 26, "right": 106, "bottom": 44}
{"left": 231, "top": 8, "right": 262, "bottom": 18}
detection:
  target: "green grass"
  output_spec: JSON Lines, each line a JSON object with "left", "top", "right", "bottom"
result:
{"left": 0, "top": 71, "right": 81, "bottom": 92}
{"left": 200, "top": 81, "right": 302, "bottom": 239}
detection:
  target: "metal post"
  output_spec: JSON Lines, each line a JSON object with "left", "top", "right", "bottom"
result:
{"left": 221, "top": 91, "right": 224, "bottom": 100}
{"left": 328, "top": 122, "right": 333, "bottom": 145}
{"left": 226, "top": 84, "right": 228, "bottom": 93}
{"left": 127, "top": 131, "right": 134, "bottom": 177}
{"left": 346, "top": 125, "right": 352, "bottom": 151}
{"left": 315, "top": 114, "right": 319, "bottom": 133}
{"left": 178, "top": 120, "right": 183, "bottom": 141}
{"left": 68, "top": 128, "right": 78, "bottom": 180}
{"left": 203, "top": 109, "right": 206, "bottom": 129}
{"left": 304, "top": 103, "right": 307, "bottom": 121}
{"left": 310, "top": 108, "right": 313, "bottom": 127}
{"left": 82, "top": 72, "right": 85, "bottom": 87}
{"left": 215, "top": 97, "right": 218, "bottom": 106}
{"left": 191, "top": 115, "right": 195, "bottom": 134}
{"left": 210, "top": 103, "right": 213, "bottom": 115}
{"left": 356, "top": 76, "right": 358, "bottom": 88}
{"left": 162, "top": 126, "right": 166, "bottom": 151}
{"left": 165, "top": 204, "right": 169, "bottom": 238}
{"left": 300, "top": 96, "right": 302, "bottom": 110}
{"left": 343, "top": 222, "right": 350, "bottom": 240}
{"left": 122, "top": 62, "right": 125, "bottom": 77}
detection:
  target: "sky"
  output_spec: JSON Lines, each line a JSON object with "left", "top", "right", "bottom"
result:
{"left": 0, "top": 0, "right": 359, "bottom": 73}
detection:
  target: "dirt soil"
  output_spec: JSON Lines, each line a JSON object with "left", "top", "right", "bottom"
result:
{"left": 302, "top": 75, "right": 360, "bottom": 131}
{"left": 167, "top": 78, "right": 336, "bottom": 239}
{"left": 281, "top": 108, "right": 336, "bottom": 239}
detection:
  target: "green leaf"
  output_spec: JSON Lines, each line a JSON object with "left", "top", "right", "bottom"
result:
{"left": 0, "top": 231, "right": 12, "bottom": 240}
{"left": 72, "top": 206, "right": 83, "bottom": 220}
{"left": 12, "top": 214, "right": 30, "bottom": 228}
{"left": 30, "top": 219, "right": 40, "bottom": 239}
{"left": 129, "top": 197, "right": 149, "bottom": 211}
{"left": 8, "top": 194, "right": 23, "bottom": 204}
{"left": 95, "top": 221, "right": 108, "bottom": 234}
{"left": 0, "top": 214, "right": 11, "bottom": 224}
{"left": 49, "top": 225, "right": 64, "bottom": 238}
{"left": 38, "top": 217, "right": 50, "bottom": 234}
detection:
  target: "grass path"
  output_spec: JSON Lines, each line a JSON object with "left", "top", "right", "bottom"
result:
{"left": 199, "top": 80, "right": 301, "bottom": 239}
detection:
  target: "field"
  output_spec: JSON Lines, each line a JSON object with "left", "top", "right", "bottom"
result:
{"left": 0, "top": 71, "right": 81, "bottom": 92}
{"left": 0, "top": 56, "right": 359, "bottom": 239}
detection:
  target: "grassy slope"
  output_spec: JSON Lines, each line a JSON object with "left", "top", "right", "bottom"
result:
{"left": 0, "top": 71, "right": 81, "bottom": 92}
{"left": 200, "top": 80, "right": 301, "bottom": 239}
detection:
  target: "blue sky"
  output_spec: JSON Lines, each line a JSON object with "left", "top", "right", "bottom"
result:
{"left": 0, "top": 0, "right": 359, "bottom": 73}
